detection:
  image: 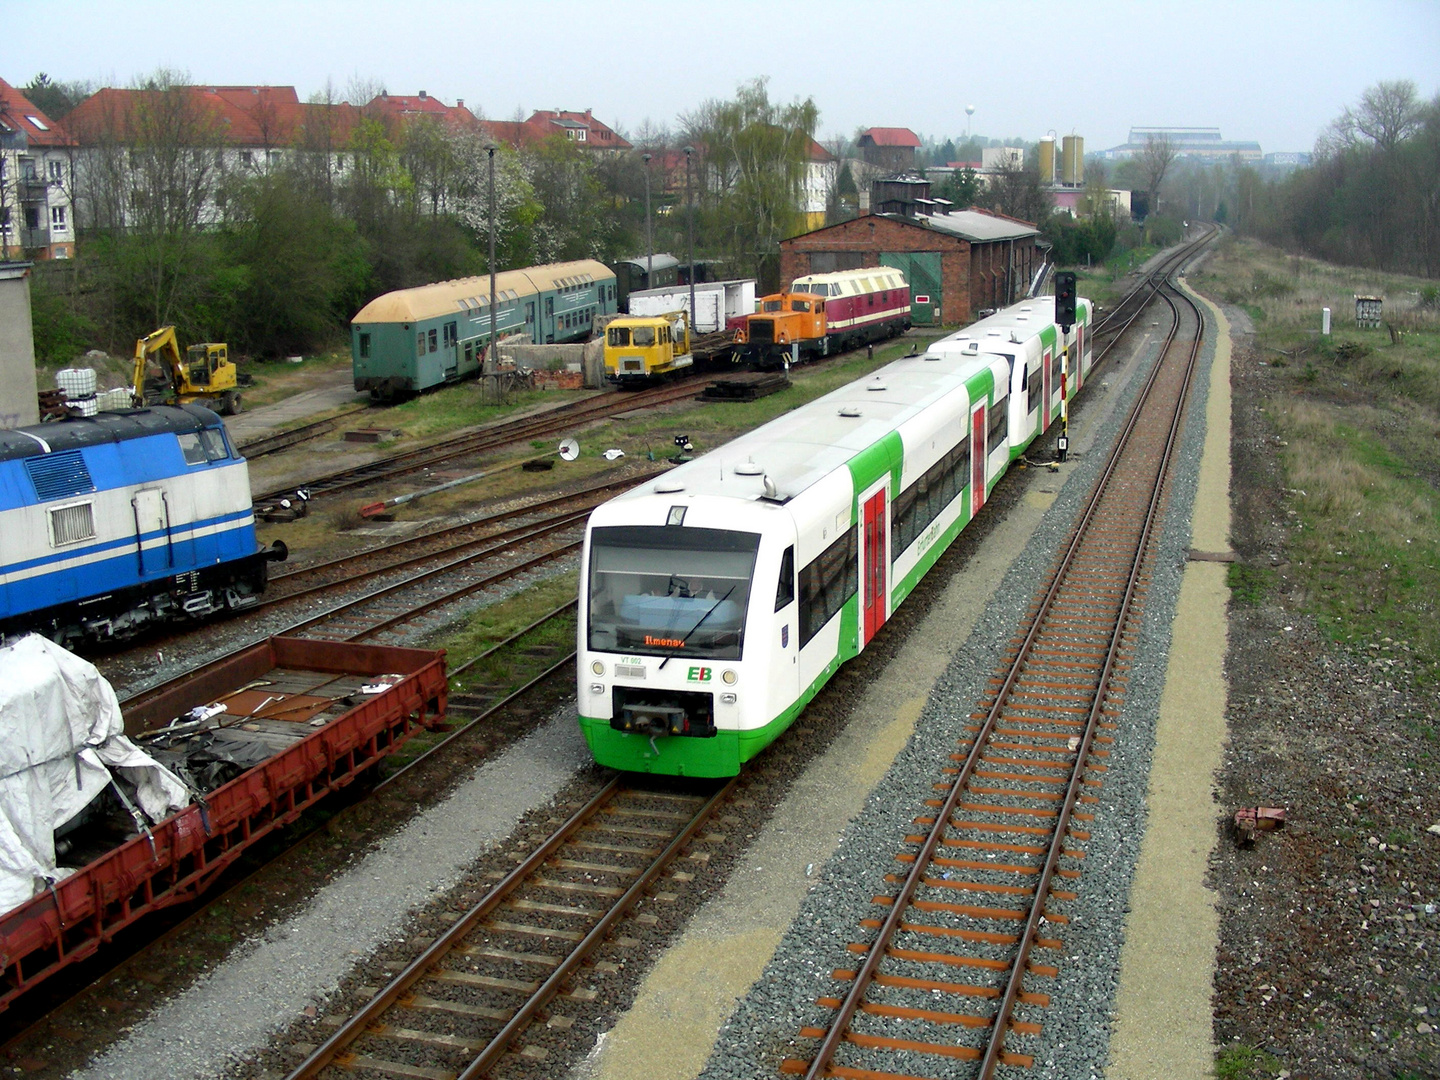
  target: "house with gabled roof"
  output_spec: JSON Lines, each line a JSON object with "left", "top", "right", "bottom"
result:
{"left": 858, "top": 127, "right": 920, "bottom": 173}
{"left": 0, "top": 77, "right": 76, "bottom": 259}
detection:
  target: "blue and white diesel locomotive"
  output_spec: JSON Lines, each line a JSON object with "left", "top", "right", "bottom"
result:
{"left": 0, "top": 405, "right": 285, "bottom": 647}
{"left": 577, "top": 295, "right": 1092, "bottom": 777}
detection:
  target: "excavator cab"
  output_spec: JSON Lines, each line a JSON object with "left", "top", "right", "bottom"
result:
{"left": 185, "top": 343, "right": 228, "bottom": 389}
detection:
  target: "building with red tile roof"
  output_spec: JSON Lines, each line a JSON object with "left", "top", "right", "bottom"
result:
{"left": 857, "top": 127, "right": 921, "bottom": 173}
{"left": 0, "top": 77, "right": 76, "bottom": 258}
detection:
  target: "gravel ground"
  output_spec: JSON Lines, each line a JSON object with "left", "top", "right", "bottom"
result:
{"left": 1211, "top": 314, "right": 1440, "bottom": 1079}
{"left": 693, "top": 309, "right": 1216, "bottom": 1079}
{"left": 64, "top": 706, "right": 593, "bottom": 1080}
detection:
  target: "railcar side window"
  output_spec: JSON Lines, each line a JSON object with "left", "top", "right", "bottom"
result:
{"left": 417, "top": 333, "right": 425, "bottom": 357}
{"left": 775, "top": 546, "right": 795, "bottom": 611}
{"left": 177, "top": 432, "right": 208, "bottom": 465}
{"left": 798, "top": 526, "right": 858, "bottom": 647}
{"left": 987, "top": 397, "right": 1009, "bottom": 455}
{"left": 891, "top": 435, "right": 969, "bottom": 558}
{"left": 428, "top": 329, "right": 438, "bottom": 353}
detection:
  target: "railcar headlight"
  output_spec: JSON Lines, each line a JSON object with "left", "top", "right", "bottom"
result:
{"left": 722, "top": 669, "right": 738, "bottom": 685}
{"left": 592, "top": 661, "right": 605, "bottom": 675}
{"left": 720, "top": 692, "right": 737, "bottom": 705}
{"left": 590, "top": 683, "right": 605, "bottom": 695}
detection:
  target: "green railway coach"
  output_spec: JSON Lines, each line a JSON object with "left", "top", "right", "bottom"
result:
{"left": 350, "top": 259, "right": 617, "bottom": 401}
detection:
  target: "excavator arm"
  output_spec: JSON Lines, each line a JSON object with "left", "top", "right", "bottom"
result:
{"left": 132, "top": 326, "right": 185, "bottom": 406}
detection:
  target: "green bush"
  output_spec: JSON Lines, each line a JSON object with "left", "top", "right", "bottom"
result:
{"left": 29, "top": 272, "right": 95, "bottom": 364}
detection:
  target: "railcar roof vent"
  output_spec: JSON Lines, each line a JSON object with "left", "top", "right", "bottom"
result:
{"left": 986, "top": 330, "right": 1002, "bottom": 337}
{"left": 653, "top": 479, "right": 684, "bottom": 493}
{"left": 839, "top": 405, "right": 862, "bottom": 417}
{"left": 964, "top": 340, "right": 981, "bottom": 353}
{"left": 733, "top": 459, "right": 763, "bottom": 476}
{"left": 867, "top": 378, "right": 886, "bottom": 391}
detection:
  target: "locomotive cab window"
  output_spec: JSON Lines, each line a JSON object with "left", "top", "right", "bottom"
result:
{"left": 587, "top": 525, "right": 760, "bottom": 660}
{"left": 793, "top": 300, "right": 810, "bottom": 313}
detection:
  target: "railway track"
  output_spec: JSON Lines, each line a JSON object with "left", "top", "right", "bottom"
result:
{"left": 286, "top": 776, "right": 736, "bottom": 1080}
{"left": 252, "top": 381, "right": 700, "bottom": 504}
{"left": 784, "top": 254, "right": 1211, "bottom": 1078}
{"left": 237, "top": 406, "right": 371, "bottom": 460}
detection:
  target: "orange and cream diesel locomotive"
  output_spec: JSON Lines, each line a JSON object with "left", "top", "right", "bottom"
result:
{"left": 736, "top": 266, "right": 911, "bottom": 366}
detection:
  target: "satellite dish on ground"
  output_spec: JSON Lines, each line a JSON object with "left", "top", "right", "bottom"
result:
{"left": 558, "top": 438, "right": 580, "bottom": 462}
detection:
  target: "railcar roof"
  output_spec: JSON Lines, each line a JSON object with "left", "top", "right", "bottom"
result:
{"left": 0, "top": 405, "right": 218, "bottom": 462}
{"left": 352, "top": 259, "right": 613, "bottom": 324}
{"left": 615, "top": 254, "right": 681, "bottom": 273}
{"left": 617, "top": 347, "right": 1002, "bottom": 505}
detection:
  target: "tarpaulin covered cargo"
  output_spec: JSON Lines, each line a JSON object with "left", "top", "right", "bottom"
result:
{"left": 0, "top": 635, "right": 446, "bottom": 1011}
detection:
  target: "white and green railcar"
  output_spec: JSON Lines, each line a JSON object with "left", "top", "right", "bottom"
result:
{"left": 576, "top": 296, "right": 1092, "bottom": 777}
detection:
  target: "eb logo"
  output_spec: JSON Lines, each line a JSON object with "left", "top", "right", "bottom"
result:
{"left": 687, "top": 666, "right": 712, "bottom": 682}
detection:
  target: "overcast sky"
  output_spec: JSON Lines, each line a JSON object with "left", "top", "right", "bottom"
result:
{"left": 4, "top": 0, "right": 1436, "bottom": 154}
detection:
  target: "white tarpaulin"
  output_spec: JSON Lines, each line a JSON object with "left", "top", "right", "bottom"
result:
{"left": 0, "top": 634, "right": 190, "bottom": 912}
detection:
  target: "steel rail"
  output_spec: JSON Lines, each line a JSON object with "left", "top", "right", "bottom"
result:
{"left": 236, "top": 406, "right": 369, "bottom": 460}
{"left": 802, "top": 235, "right": 1214, "bottom": 1080}
{"left": 286, "top": 776, "right": 736, "bottom": 1080}
{"left": 252, "top": 381, "right": 698, "bottom": 504}
{"left": 978, "top": 279, "right": 1206, "bottom": 1076}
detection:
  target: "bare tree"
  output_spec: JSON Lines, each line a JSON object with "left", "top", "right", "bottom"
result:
{"left": 1352, "top": 79, "right": 1423, "bottom": 150}
{"left": 1135, "top": 133, "right": 1178, "bottom": 217}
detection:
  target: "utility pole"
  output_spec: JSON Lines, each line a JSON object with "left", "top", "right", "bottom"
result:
{"left": 642, "top": 152, "right": 653, "bottom": 284}
{"left": 684, "top": 145, "right": 695, "bottom": 328}
{"left": 487, "top": 144, "right": 498, "bottom": 400}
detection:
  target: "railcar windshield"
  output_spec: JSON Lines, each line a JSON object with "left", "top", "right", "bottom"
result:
{"left": 587, "top": 525, "right": 760, "bottom": 659}
{"left": 607, "top": 326, "right": 631, "bottom": 347}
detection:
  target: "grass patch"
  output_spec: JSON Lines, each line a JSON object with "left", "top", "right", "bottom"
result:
{"left": 1191, "top": 236, "right": 1440, "bottom": 683}
{"left": 430, "top": 571, "right": 580, "bottom": 692}
{"left": 1226, "top": 562, "right": 1275, "bottom": 606}
{"left": 1215, "top": 1044, "right": 1281, "bottom": 1080}
{"left": 1273, "top": 398, "right": 1440, "bottom": 677}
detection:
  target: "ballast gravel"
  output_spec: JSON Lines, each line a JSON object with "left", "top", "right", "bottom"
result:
{"left": 66, "top": 706, "right": 592, "bottom": 1080}
{"left": 692, "top": 311, "right": 1218, "bottom": 1080}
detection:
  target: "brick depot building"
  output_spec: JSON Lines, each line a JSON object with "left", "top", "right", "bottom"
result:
{"left": 779, "top": 209, "right": 1043, "bottom": 326}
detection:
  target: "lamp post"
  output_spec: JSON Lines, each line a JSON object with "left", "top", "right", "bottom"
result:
{"left": 486, "top": 144, "right": 498, "bottom": 398}
{"left": 642, "top": 152, "right": 653, "bottom": 285}
{"left": 684, "top": 145, "right": 695, "bottom": 330}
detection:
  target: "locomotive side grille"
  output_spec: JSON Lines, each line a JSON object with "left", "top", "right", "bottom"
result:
{"left": 27, "top": 450, "right": 96, "bottom": 501}
{"left": 49, "top": 502, "right": 96, "bottom": 546}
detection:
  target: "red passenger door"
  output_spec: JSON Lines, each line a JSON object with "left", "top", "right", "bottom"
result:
{"left": 1042, "top": 349, "right": 1052, "bottom": 433}
{"left": 862, "top": 490, "right": 887, "bottom": 646}
{"left": 971, "top": 405, "right": 987, "bottom": 514}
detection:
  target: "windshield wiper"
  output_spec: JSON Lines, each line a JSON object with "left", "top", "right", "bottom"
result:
{"left": 658, "top": 586, "right": 735, "bottom": 669}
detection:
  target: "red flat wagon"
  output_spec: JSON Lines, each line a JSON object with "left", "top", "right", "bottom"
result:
{"left": 0, "top": 636, "right": 446, "bottom": 1011}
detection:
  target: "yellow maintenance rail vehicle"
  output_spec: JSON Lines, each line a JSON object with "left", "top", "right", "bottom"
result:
{"left": 132, "top": 326, "right": 242, "bottom": 415}
{"left": 604, "top": 309, "right": 692, "bottom": 387}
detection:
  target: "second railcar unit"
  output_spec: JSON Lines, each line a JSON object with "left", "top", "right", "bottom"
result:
{"left": 0, "top": 405, "right": 285, "bottom": 647}
{"left": 610, "top": 254, "right": 681, "bottom": 312}
{"left": 576, "top": 294, "right": 1092, "bottom": 778}
{"left": 351, "top": 260, "right": 617, "bottom": 401}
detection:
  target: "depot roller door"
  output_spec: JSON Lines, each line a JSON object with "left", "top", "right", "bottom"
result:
{"left": 880, "top": 252, "right": 942, "bottom": 325}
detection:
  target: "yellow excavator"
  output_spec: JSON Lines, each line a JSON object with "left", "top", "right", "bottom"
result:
{"left": 132, "top": 326, "right": 242, "bottom": 415}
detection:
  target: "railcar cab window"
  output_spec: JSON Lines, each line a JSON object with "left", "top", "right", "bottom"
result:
{"left": 775, "top": 545, "right": 795, "bottom": 611}
{"left": 608, "top": 326, "right": 631, "bottom": 347}
{"left": 588, "top": 525, "right": 760, "bottom": 659}
{"left": 178, "top": 428, "right": 231, "bottom": 465}
{"left": 632, "top": 326, "right": 657, "bottom": 346}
